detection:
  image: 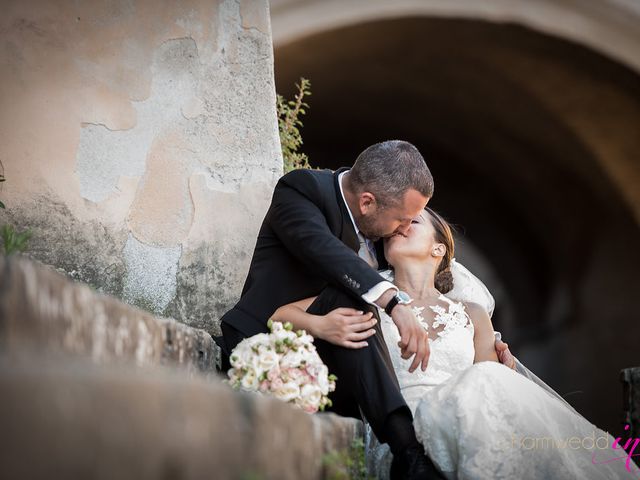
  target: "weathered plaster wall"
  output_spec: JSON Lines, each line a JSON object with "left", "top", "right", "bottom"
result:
{"left": 0, "top": 0, "right": 282, "bottom": 334}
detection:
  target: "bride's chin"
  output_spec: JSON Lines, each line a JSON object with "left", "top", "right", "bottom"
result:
{"left": 386, "top": 234, "right": 405, "bottom": 245}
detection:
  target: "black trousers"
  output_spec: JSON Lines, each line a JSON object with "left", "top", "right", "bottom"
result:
{"left": 220, "top": 286, "right": 411, "bottom": 444}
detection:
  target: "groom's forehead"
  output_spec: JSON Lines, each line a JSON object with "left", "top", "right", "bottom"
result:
{"left": 399, "top": 189, "right": 429, "bottom": 208}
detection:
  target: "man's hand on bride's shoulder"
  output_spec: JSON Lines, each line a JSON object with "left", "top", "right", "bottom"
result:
{"left": 392, "top": 305, "right": 430, "bottom": 373}
{"left": 316, "top": 308, "right": 377, "bottom": 349}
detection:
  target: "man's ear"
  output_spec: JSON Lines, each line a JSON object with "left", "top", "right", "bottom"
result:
{"left": 359, "top": 192, "right": 377, "bottom": 215}
{"left": 432, "top": 243, "right": 446, "bottom": 258}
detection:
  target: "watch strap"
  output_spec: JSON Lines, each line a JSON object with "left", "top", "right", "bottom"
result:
{"left": 385, "top": 295, "right": 400, "bottom": 316}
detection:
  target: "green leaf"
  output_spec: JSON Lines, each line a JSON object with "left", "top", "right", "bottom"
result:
{"left": 1, "top": 224, "right": 31, "bottom": 255}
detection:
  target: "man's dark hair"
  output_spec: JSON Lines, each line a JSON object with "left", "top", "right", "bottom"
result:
{"left": 347, "top": 140, "right": 434, "bottom": 207}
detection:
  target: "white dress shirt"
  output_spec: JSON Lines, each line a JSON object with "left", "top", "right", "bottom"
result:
{"left": 338, "top": 171, "right": 398, "bottom": 305}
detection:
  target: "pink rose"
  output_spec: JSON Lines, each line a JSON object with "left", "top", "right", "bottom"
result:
{"left": 267, "top": 367, "right": 280, "bottom": 382}
{"left": 270, "top": 377, "right": 284, "bottom": 391}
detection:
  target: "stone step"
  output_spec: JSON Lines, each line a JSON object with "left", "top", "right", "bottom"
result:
{"left": 0, "top": 354, "right": 363, "bottom": 480}
{"left": 0, "top": 255, "right": 218, "bottom": 374}
{"left": 0, "top": 255, "right": 365, "bottom": 479}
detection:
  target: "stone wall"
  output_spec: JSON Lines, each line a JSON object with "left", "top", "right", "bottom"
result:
{"left": 0, "top": 0, "right": 283, "bottom": 336}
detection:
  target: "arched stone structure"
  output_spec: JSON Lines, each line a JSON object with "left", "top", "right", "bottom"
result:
{"left": 270, "top": 0, "right": 640, "bottom": 435}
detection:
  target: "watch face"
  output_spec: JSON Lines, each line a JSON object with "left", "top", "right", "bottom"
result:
{"left": 397, "top": 291, "right": 412, "bottom": 304}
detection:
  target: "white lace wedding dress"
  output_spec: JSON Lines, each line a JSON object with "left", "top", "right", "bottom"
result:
{"left": 367, "top": 294, "right": 639, "bottom": 479}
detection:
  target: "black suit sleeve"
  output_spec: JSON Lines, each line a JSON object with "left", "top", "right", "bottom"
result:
{"left": 266, "top": 170, "right": 387, "bottom": 299}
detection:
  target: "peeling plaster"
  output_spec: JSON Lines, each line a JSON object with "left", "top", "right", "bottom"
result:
{"left": 122, "top": 234, "right": 181, "bottom": 313}
{"left": 75, "top": 37, "right": 200, "bottom": 203}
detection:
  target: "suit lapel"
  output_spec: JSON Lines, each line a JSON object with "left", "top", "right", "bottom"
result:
{"left": 333, "top": 168, "right": 359, "bottom": 253}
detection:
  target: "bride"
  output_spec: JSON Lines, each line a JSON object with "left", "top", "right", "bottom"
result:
{"left": 273, "top": 207, "right": 639, "bottom": 479}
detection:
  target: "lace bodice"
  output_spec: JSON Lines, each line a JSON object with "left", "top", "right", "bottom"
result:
{"left": 380, "top": 294, "right": 475, "bottom": 413}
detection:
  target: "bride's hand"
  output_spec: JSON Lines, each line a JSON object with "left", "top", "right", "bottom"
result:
{"left": 316, "top": 308, "right": 377, "bottom": 349}
{"left": 392, "top": 304, "right": 430, "bottom": 372}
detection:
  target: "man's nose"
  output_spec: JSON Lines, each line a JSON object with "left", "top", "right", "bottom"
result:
{"left": 397, "top": 222, "right": 411, "bottom": 236}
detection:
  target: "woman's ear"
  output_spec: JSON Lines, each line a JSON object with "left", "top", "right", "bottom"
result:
{"left": 432, "top": 243, "right": 446, "bottom": 258}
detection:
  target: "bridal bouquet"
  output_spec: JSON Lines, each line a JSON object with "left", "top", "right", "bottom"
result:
{"left": 226, "top": 319, "right": 337, "bottom": 413}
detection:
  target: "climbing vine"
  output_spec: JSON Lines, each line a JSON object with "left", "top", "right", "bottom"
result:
{"left": 277, "top": 77, "right": 312, "bottom": 173}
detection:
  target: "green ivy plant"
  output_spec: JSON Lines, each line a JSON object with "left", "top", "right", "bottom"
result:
{"left": 322, "top": 437, "right": 372, "bottom": 480}
{"left": 1, "top": 224, "right": 31, "bottom": 255}
{"left": 0, "top": 163, "right": 31, "bottom": 255}
{"left": 277, "top": 77, "right": 312, "bottom": 173}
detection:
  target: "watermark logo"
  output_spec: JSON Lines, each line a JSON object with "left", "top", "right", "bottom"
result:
{"left": 499, "top": 426, "right": 639, "bottom": 477}
{"left": 507, "top": 431, "right": 610, "bottom": 451}
{"left": 591, "top": 425, "right": 640, "bottom": 477}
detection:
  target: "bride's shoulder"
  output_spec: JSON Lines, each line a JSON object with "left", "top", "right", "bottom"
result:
{"left": 461, "top": 301, "right": 493, "bottom": 328}
{"left": 461, "top": 301, "right": 485, "bottom": 314}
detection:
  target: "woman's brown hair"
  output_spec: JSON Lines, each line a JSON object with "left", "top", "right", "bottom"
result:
{"left": 424, "top": 207, "right": 455, "bottom": 294}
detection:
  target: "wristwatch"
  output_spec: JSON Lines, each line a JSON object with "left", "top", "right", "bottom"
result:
{"left": 385, "top": 290, "right": 413, "bottom": 316}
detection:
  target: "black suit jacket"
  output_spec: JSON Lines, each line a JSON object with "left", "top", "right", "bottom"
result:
{"left": 220, "top": 167, "right": 388, "bottom": 337}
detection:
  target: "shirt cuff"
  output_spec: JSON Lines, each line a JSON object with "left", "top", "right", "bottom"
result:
{"left": 362, "top": 281, "right": 397, "bottom": 306}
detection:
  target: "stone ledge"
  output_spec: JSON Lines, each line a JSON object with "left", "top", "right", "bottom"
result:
{"left": 0, "top": 354, "right": 363, "bottom": 480}
{"left": 0, "top": 255, "right": 217, "bottom": 374}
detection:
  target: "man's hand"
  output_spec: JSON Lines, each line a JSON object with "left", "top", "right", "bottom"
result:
{"left": 495, "top": 338, "right": 516, "bottom": 370}
{"left": 392, "top": 304, "right": 430, "bottom": 372}
{"left": 315, "top": 307, "right": 377, "bottom": 349}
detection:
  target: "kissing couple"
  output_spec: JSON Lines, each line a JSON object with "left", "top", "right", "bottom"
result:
{"left": 218, "top": 141, "right": 637, "bottom": 479}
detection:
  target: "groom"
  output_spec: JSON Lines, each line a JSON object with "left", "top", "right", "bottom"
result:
{"left": 219, "top": 140, "right": 510, "bottom": 479}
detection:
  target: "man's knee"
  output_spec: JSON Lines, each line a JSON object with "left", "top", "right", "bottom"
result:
{"left": 306, "top": 285, "right": 372, "bottom": 317}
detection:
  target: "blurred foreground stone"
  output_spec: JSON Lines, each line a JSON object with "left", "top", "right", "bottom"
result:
{"left": 0, "top": 256, "right": 363, "bottom": 479}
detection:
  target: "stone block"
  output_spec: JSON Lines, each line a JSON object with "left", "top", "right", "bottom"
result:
{"left": 0, "top": 255, "right": 217, "bottom": 374}
{"left": 0, "top": 354, "right": 362, "bottom": 480}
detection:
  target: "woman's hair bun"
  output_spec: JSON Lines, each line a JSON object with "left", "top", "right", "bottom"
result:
{"left": 435, "top": 268, "right": 454, "bottom": 294}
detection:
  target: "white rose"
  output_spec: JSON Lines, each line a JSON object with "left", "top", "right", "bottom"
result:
{"left": 280, "top": 350, "right": 305, "bottom": 369}
{"left": 229, "top": 342, "right": 252, "bottom": 369}
{"left": 240, "top": 369, "right": 259, "bottom": 391}
{"left": 297, "top": 333, "right": 315, "bottom": 346}
{"left": 300, "top": 383, "right": 322, "bottom": 409}
{"left": 300, "top": 350, "right": 319, "bottom": 365}
{"left": 274, "top": 381, "right": 300, "bottom": 402}
{"left": 315, "top": 366, "right": 330, "bottom": 395}
{"left": 246, "top": 334, "right": 270, "bottom": 352}
{"left": 253, "top": 333, "right": 271, "bottom": 345}
{"left": 273, "top": 327, "right": 297, "bottom": 344}
{"left": 227, "top": 368, "right": 240, "bottom": 385}
{"left": 252, "top": 348, "right": 279, "bottom": 376}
